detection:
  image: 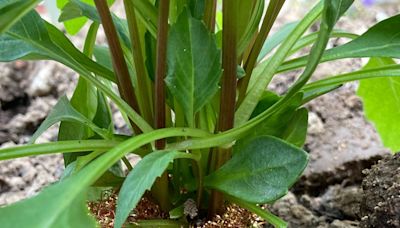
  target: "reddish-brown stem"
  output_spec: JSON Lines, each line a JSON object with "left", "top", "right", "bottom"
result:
{"left": 209, "top": 0, "right": 237, "bottom": 217}
{"left": 94, "top": 0, "right": 141, "bottom": 133}
{"left": 154, "top": 0, "right": 170, "bottom": 149}
{"left": 151, "top": 0, "right": 171, "bottom": 213}
{"left": 204, "top": 0, "right": 217, "bottom": 32}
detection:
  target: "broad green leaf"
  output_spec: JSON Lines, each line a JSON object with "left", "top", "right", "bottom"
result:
{"left": 166, "top": 9, "right": 221, "bottom": 126}
{"left": 0, "top": 0, "right": 41, "bottom": 34}
{"left": 115, "top": 151, "right": 198, "bottom": 228}
{"left": 279, "top": 14, "right": 400, "bottom": 73}
{"left": 358, "top": 58, "right": 400, "bottom": 153}
{"left": 0, "top": 186, "right": 97, "bottom": 228}
{"left": 246, "top": 92, "right": 307, "bottom": 147}
{"left": 205, "top": 136, "right": 308, "bottom": 203}
{"left": 31, "top": 96, "right": 111, "bottom": 143}
{"left": 281, "top": 108, "right": 308, "bottom": 147}
{"left": 188, "top": 0, "right": 205, "bottom": 19}
{"left": 0, "top": 11, "right": 51, "bottom": 61}
{"left": 45, "top": 21, "right": 116, "bottom": 81}
{"left": 0, "top": 10, "right": 115, "bottom": 82}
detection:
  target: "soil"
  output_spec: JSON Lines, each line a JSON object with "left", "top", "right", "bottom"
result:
{"left": 360, "top": 153, "right": 400, "bottom": 228}
{"left": 1, "top": 1, "right": 400, "bottom": 227}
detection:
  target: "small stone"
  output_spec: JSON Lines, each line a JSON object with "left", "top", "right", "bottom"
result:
{"left": 308, "top": 112, "right": 325, "bottom": 134}
{"left": 183, "top": 198, "right": 198, "bottom": 219}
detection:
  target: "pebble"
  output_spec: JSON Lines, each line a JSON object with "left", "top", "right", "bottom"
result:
{"left": 308, "top": 112, "right": 325, "bottom": 135}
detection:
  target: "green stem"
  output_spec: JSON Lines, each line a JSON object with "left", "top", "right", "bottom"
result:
{"left": 0, "top": 140, "right": 120, "bottom": 161}
{"left": 124, "top": 0, "right": 154, "bottom": 125}
{"left": 94, "top": 0, "right": 142, "bottom": 134}
{"left": 237, "top": 0, "right": 286, "bottom": 106}
{"left": 83, "top": 22, "right": 99, "bottom": 56}
{"left": 209, "top": 0, "right": 237, "bottom": 217}
{"left": 152, "top": 0, "right": 171, "bottom": 212}
{"left": 227, "top": 196, "right": 287, "bottom": 228}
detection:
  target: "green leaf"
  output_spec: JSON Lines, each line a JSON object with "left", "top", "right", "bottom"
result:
{"left": 281, "top": 108, "right": 308, "bottom": 147}
{"left": 0, "top": 128, "right": 206, "bottom": 228}
{"left": 288, "top": 30, "right": 358, "bottom": 56}
{"left": 188, "top": 0, "right": 205, "bottom": 19}
{"left": 58, "top": 0, "right": 132, "bottom": 49}
{"left": 0, "top": 0, "right": 41, "bottom": 34}
{"left": 93, "top": 45, "right": 113, "bottom": 70}
{"left": 236, "top": 0, "right": 264, "bottom": 55}
{"left": 302, "top": 65, "right": 400, "bottom": 92}
{"left": 357, "top": 58, "right": 400, "bottom": 153}
{"left": 62, "top": 157, "right": 125, "bottom": 188}
{"left": 92, "top": 90, "right": 114, "bottom": 131}
{"left": 246, "top": 92, "right": 307, "bottom": 147}
{"left": 31, "top": 96, "right": 111, "bottom": 143}
{"left": 257, "top": 21, "right": 299, "bottom": 62}
{"left": 205, "top": 136, "right": 308, "bottom": 203}
{"left": 131, "top": 0, "right": 158, "bottom": 37}
{"left": 235, "top": 1, "right": 323, "bottom": 126}
{"left": 0, "top": 10, "right": 115, "bottom": 81}
{"left": 59, "top": 22, "right": 107, "bottom": 165}
{"left": 57, "top": 0, "right": 114, "bottom": 35}
{"left": 237, "top": 0, "right": 353, "bottom": 125}
{"left": 166, "top": 9, "right": 221, "bottom": 126}
{"left": 115, "top": 151, "right": 198, "bottom": 228}
{"left": 45, "top": 21, "right": 116, "bottom": 81}
{"left": 0, "top": 11, "right": 152, "bottom": 132}
{"left": 0, "top": 185, "right": 97, "bottom": 228}
{"left": 279, "top": 14, "right": 400, "bottom": 73}
{"left": 0, "top": 140, "right": 118, "bottom": 160}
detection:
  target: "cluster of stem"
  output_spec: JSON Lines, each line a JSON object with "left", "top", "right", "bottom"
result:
{"left": 93, "top": 0, "right": 286, "bottom": 219}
